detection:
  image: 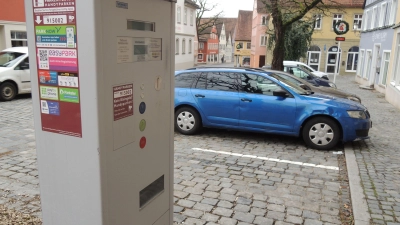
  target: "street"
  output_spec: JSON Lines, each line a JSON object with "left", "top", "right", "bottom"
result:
{"left": 0, "top": 73, "right": 399, "bottom": 224}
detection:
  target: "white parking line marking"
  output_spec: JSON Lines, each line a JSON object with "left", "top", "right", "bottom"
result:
{"left": 191, "top": 148, "right": 339, "bottom": 171}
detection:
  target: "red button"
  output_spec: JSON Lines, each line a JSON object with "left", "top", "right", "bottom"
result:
{"left": 140, "top": 137, "right": 146, "bottom": 149}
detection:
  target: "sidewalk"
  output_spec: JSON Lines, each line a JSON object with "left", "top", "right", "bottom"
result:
{"left": 334, "top": 74, "right": 400, "bottom": 225}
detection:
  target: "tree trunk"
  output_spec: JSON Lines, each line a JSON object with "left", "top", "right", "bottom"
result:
{"left": 270, "top": 0, "right": 285, "bottom": 71}
{"left": 271, "top": 25, "right": 285, "bottom": 71}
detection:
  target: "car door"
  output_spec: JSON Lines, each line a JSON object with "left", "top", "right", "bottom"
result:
{"left": 14, "top": 56, "right": 31, "bottom": 92}
{"left": 238, "top": 73, "right": 297, "bottom": 132}
{"left": 191, "top": 71, "right": 240, "bottom": 127}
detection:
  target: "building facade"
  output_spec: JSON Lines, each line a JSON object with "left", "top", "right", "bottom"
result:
{"left": 234, "top": 10, "right": 253, "bottom": 67}
{"left": 355, "top": 0, "right": 398, "bottom": 93}
{"left": 304, "top": 1, "right": 364, "bottom": 76}
{"left": 197, "top": 25, "right": 219, "bottom": 64}
{"left": 384, "top": 0, "right": 400, "bottom": 108}
{"left": 175, "top": 0, "right": 199, "bottom": 70}
{"left": 0, "top": 0, "right": 27, "bottom": 50}
{"left": 250, "top": 0, "right": 270, "bottom": 68}
{"left": 216, "top": 18, "right": 237, "bottom": 63}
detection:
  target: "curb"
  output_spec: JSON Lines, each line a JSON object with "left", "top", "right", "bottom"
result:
{"left": 344, "top": 142, "right": 371, "bottom": 225}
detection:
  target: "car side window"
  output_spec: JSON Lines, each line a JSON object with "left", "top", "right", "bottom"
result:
{"left": 276, "top": 73, "right": 302, "bottom": 86}
{"left": 194, "top": 72, "right": 207, "bottom": 89}
{"left": 15, "top": 57, "right": 29, "bottom": 70}
{"left": 290, "top": 67, "right": 308, "bottom": 79}
{"left": 241, "top": 73, "right": 280, "bottom": 96}
{"left": 175, "top": 72, "right": 197, "bottom": 88}
{"left": 206, "top": 72, "right": 238, "bottom": 91}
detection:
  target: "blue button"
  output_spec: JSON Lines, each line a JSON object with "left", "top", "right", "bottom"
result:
{"left": 139, "top": 102, "right": 146, "bottom": 114}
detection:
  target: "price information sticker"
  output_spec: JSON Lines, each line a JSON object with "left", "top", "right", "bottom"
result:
{"left": 113, "top": 84, "right": 134, "bottom": 121}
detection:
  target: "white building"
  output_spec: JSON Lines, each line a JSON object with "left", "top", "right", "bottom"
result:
{"left": 175, "top": 0, "right": 199, "bottom": 70}
{"left": 216, "top": 18, "right": 237, "bottom": 63}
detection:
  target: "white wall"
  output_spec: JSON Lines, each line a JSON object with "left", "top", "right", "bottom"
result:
{"left": 174, "top": 0, "right": 196, "bottom": 70}
{"left": 0, "top": 22, "right": 27, "bottom": 50}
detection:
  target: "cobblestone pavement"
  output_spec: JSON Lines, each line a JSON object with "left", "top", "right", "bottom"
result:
{"left": 334, "top": 75, "right": 400, "bottom": 225}
{"left": 0, "top": 78, "right": 364, "bottom": 224}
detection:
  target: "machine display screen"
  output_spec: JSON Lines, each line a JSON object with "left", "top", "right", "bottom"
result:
{"left": 134, "top": 45, "right": 148, "bottom": 55}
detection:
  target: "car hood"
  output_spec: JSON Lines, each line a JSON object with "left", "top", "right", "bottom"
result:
{"left": 302, "top": 93, "right": 366, "bottom": 111}
{"left": 314, "top": 86, "right": 360, "bottom": 99}
{"left": 312, "top": 71, "right": 328, "bottom": 76}
{"left": 0, "top": 67, "right": 12, "bottom": 73}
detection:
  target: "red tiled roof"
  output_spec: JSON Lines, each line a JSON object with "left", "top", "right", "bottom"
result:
{"left": 235, "top": 10, "right": 252, "bottom": 41}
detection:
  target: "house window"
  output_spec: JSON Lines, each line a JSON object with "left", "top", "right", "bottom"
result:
{"left": 261, "top": 15, "right": 268, "bottom": 25}
{"left": 346, "top": 46, "right": 359, "bottom": 72}
{"left": 390, "top": 0, "right": 397, "bottom": 24}
{"left": 189, "top": 39, "right": 192, "bottom": 53}
{"left": 177, "top": 6, "right": 181, "bottom": 24}
{"left": 190, "top": 10, "right": 194, "bottom": 26}
{"left": 184, "top": 8, "right": 187, "bottom": 25}
{"left": 175, "top": 38, "right": 179, "bottom": 54}
{"left": 315, "top": 14, "right": 322, "bottom": 29}
{"left": 371, "top": 7, "right": 377, "bottom": 29}
{"left": 392, "top": 34, "right": 400, "bottom": 86}
{"left": 260, "top": 35, "right": 267, "bottom": 46}
{"left": 363, "top": 10, "right": 369, "bottom": 31}
{"left": 182, "top": 39, "right": 186, "bottom": 54}
{"left": 380, "top": 51, "right": 390, "bottom": 85}
{"left": 353, "top": 14, "right": 362, "bottom": 30}
{"left": 384, "top": 1, "right": 392, "bottom": 26}
{"left": 246, "top": 43, "right": 251, "bottom": 49}
{"left": 357, "top": 49, "right": 365, "bottom": 77}
{"left": 10, "top": 31, "right": 28, "bottom": 47}
{"left": 199, "top": 42, "right": 204, "bottom": 50}
{"left": 332, "top": 14, "right": 342, "bottom": 29}
{"left": 374, "top": 6, "right": 380, "bottom": 28}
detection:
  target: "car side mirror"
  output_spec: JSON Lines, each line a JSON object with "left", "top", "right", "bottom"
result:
{"left": 299, "top": 84, "right": 308, "bottom": 90}
{"left": 273, "top": 89, "right": 289, "bottom": 97}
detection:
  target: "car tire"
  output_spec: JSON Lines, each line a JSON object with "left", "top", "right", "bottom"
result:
{"left": 302, "top": 117, "right": 341, "bottom": 150}
{"left": 0, "top": 82, "right": 17, "bottom": 101}
{"left": 175, "top": 107, "right": 202, "bottom": 135}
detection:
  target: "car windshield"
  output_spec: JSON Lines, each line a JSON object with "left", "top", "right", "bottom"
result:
{"left": 0, "top": 52, "right": 25, "bottom": 67}
{"left": 268, "top": 73, "right": 309, "bottom": 95}
{"left": 299, "top": 65, "right": 315, "bottom": 73}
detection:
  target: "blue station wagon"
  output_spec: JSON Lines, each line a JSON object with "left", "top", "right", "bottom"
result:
{"left": 174, "top": 68, "right": 371, "bottom": 150}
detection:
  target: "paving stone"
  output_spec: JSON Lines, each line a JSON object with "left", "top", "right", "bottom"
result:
{"left": 253, "top": 216, "right": 274, "bottom": 225}
{"left": 184, "top": 218, "right": 206, "bottom": 224}
{"left": 267, "top": 204, "right": 285, "bottom": 212}
{"left": 213, "top": 207, "right": 233, "bottom": 217}
{"left": 193, "top": 203, "right": 213, "bottom": 212}
{"left": 267, "top": 211, "right": 285, "bottom": 220}
{"left": 286, "top": 215, "right": 303, "bottom": 224}
{"left": 236, "top": 197, "right": 252, "bottom": 205}
{"left": 201, "top": 213, "right": 219, "bottom": 222}
{"left": 201, "top": 198, "right": 219, "bottom": 206}
{"left": 173, "top": 213, "right": 186, "bottom": 223}
{"left": 287, "top": 207, "right": 302, "bottom": 216}
{"left": 183, "top": 209, "right": 203, "bottom": 218}
{"left": 177, "top": 199, "right": 195, "bottom": 208}
{"left": 233, "top": 204, "right": 250, "bottom": 213}
{"left": 249, "top": 207, "right": 265, "bottom": 216}
{"left": 232, "top": 212, "right": 255, "bottom": 223}
{"left": 219, "top": 217, "right": 237, "bottom": 225}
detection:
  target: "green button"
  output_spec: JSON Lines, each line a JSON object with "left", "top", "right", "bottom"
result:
{"left": 139, "top": 119, "right": 146, "bottom": 131}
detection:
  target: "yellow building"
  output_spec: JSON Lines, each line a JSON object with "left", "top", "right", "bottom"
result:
{"left": 233, "top": 10, "right": 252, "bottom": 67}
{"left": 304, "top": 2, "right": 364, "bottom": 76}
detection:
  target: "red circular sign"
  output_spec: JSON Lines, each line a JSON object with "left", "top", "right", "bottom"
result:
{"left": 140, "top": 137, "right": 146, "bottom": 149}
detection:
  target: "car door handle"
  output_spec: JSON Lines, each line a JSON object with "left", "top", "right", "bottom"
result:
{"left": 195, "top": 94, "right": 205, "bottom": 98}
{"left": 241, "top": 98, "right": 252, "bottom": 102}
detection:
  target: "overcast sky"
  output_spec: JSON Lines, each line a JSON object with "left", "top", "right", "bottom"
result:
{"left": 202, "top": 0, "right": 254, "bottom": 18}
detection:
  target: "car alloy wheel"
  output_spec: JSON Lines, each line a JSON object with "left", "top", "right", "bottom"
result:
{"left": 177, "top": 111, "right": 195, "bottom": 131}
{"left": 308, "top": 123, "right": 334, "bottom": 146}
{"left": 302, "top": 117, "right": 340, "bottom": 150}
{"left": 175, "top": 107, "right": 201, "bottom": 135}
{"left": 0, "top": 82, "right": 17, "bottom": 101}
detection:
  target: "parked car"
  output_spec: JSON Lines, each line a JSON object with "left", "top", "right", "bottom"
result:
{"left": 283, "top": 65, "right": 337, "bottom": 89}
{"left": 0, "top": 47, "right": 30, "bottom": 101}
{"left": 262, "top": 69, "right": 362, "bottom": 103}
{"left": 174, "top": 68, "right": 371, "bottom": 150}
{"left": 283, "top": 61, "right": 329, "bottom": 80}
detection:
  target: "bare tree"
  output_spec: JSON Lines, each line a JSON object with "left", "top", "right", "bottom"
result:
{"left": 195, "top": 0, "right": 223, "bottom": 37}
{"left": 260, "top": 0, "right": 341, "bottom": 71}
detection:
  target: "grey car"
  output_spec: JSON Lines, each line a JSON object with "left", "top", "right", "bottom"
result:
{"left": 263, "top": 69, "right": 362, "bottom": 103}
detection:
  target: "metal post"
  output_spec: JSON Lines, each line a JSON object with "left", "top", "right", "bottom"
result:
{"left": 333, "top": 39, "right": 341, "bottom": 84}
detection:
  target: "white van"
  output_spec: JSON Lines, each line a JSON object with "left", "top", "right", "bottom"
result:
{"left": 283, "top": 61, "right": 329, "bottom": 80}
{"left": 0, "top": 47, "right": 31, "bottom": 101}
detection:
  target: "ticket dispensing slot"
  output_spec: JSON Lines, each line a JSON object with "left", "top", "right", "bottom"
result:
{"left": 140, "top": 175, "right": 165, "bottom": 209}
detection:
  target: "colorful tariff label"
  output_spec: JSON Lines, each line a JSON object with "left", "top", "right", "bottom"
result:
{"left": 40, "top": 86, "right": 59, "bottom": 100}
{"left": 41, "top": 100, "right": 60, "bottom": 115}
{"left": 38, "top": 70, "right": 58, "bottom": 86}
{"left": 37, "top": 48, "right": 77, "bottom": 71}
{"left": 35, "top": 25, "right": 76, "bottom": 48}
{"left": 59, "top": 87, "right": 79, "bottom": 103}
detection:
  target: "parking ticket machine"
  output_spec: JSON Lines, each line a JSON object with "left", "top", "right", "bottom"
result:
{"left": 24, "top": 0, "right": 174, "bottom": 224}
